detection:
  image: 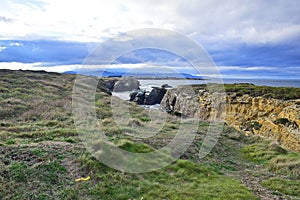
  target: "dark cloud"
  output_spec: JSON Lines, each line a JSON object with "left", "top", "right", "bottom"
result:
{"left": 0, "top": 36, "right": 299, "bottom": 78}
{"left": 0, "top": 40, "right": 90, "bottom": 64}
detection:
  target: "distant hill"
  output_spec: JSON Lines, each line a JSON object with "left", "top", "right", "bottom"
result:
{"left": 63, "top": 69, "right": 205, "bottom": 79}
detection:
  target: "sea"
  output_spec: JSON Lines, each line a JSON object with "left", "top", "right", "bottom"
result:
{"left": 113, "top": 78, "right": 300, "bottom": 102}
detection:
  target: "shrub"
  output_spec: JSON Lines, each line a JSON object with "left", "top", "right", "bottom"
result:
{"left": 274, "top": 118, "right": 290, "bottom": 126}
{"left": 243, "top": 121, "right": 261, "bottom": 131}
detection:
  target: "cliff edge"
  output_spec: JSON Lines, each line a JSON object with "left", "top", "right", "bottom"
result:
{"left": 161, "top": 84, "right": 300, "bottom": 152}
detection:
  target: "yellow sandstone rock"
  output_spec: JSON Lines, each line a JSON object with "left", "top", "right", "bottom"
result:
{"left": 161, "top": 89, "right": 300, "bottom": 152}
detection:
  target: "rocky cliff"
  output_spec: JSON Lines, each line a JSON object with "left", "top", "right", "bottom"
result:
{"left": 161, "top": 85, "right": 300, "bottom": 152}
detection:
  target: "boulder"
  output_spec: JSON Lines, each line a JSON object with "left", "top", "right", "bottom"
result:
{"left": 129, "top": 89, "right": 139, "bottom": 101}
{"left": 144, "top": 87, "right": 167, "bottom": 105}
{"left": 113, "top": 78, "right": 140, "bottom": 92}
{"left": 105, "top": 79, "right": 116, "bottom": 91}
{"left": 129, "top": 89, "right": 146, "bottom": 105}
{"left": 129, "top": 84, "right": 171, "bottom": 105}
{"left": 135, "top": 90, "right": 146, "bottom": 105}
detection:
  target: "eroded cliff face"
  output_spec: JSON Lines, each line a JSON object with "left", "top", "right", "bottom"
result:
{"left": 161, "top": 87, "right": 300, "bottom": 151}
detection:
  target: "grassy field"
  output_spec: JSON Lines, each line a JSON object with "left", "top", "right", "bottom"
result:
{"left": 0, "top": 70, "right": 299, "bottom": 199}
{"left": 192, "top": 83, "right": 300, "bottom": 100}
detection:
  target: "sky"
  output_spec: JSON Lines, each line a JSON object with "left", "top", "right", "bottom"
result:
{"left": 0, "top": 0, "right": 299, "bottom": 79}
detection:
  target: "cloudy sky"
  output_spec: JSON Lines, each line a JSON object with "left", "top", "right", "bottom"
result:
{"left": 0, "top": 0, "right": 299, "bottom": 78}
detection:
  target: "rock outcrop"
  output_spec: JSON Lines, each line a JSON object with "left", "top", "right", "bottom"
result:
{"left": 129, "top": 89, "right": 146, "bottom": 105}
{"left": 144, "top": 87, "right": 167, "bottom": 105}
{"left": 129, "top": 84, "right": 171, "bottom": 105}
{"left": 161, "top": 86, "right": 300, "bottom": 152}
{"left": 106, "top": 77, "right": 140, "bottom": 92}
{"left": 160, "top": 86, "right": 203, "bottom": 117}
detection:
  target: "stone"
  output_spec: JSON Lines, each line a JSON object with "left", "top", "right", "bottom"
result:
{"left": 145, "top": 87, "right": 167, "bottom": 105}
{"left": 113, "top": 78, "right": 140, "bottom": 92}
{"left": 129, "top": 89, "right": 146, "bottom": 105}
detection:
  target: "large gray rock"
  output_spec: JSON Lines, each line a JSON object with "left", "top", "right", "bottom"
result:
{"left": 160, "top": 86, "right": 200, "bottom": 117}
{"left": 130, "top": 89, "right": 146, "bottom": 105}
{"left": 105, "top": 79, "right": 116, "bottom": 91}
{"left": 129, "top": 84, "right": 171, "bottom": 105}
{"left": 113, "top": 78, "right": 140, "bottom": 92}
{"left": 144, "top": 87, "right": 167, "bottom": 105}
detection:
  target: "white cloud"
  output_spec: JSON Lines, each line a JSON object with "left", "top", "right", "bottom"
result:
{"left": 0, "top": 46, "right": 7, "bottom": 51}
{"left": 0, "top": 0, "right": 298, "bottom": 44}
{"left": 1, "top": 62, "right": 299, "bottom": 79}
{"left": 217, "top": 66, "right": 276, "bottom": 71}
{"left": 0, "top": 62, "right": 164, "bottom": 73}
{"left": 0, "top": 62, "right": 76, "bottom": 72}
{"left": 9, "top": 42, "right": 22, "bottom": 46}
{"left": 0, "top": 62, "right": 202, "bottom": 75}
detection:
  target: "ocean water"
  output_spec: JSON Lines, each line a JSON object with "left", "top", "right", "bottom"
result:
{"left": 139, "top": 79, "right": 300, "bottom": 89}
{"left": 112, "top": 78, "right": 300, "bottom": 101}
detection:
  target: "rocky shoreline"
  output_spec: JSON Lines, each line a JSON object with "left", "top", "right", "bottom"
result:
{"left": 106, "top": 77, "right": 300, "bottom": 152}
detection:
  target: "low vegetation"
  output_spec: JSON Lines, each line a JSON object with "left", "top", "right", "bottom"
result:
{"left": 192, "top": 83, "right": 300, "bottom": 100}
{"left": 261, "top": 178, "right": 300, "bottom": 196}
{"left": 242, "top": 138, "right": 300, "bottom": 197}
{"left": 0, "top": 70, "right": 299, "bottom": 199}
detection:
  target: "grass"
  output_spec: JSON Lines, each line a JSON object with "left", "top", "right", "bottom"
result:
{"left": 0, "top": 141, "right": 257, "bottom": 200}
{"left": 191, "top": 83, "right": 300, "bottom": 100}
{"left": 261, "top": 178, "right": 300, "bottom": 196}
{"left": 242, "top": 137, "right": 300, "bottom": 180}
{"left": 0, "top": 143, "right": 77, "bottom": 199}
{"left": 118, "top": 140, "right": 154, "bottom": 153}
{"left": 242, "top": 140, "right": 284, "bottom": 163}
{"left": 74, "top": 153, "right": 257, "bottom": 200}
{"left": 1, "top": 70, "right": 300, "bottom": 199}
{"left": 267, "top": 153, "right": 300, "bottom": 178}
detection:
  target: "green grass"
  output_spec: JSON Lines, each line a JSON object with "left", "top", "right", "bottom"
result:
{"left": 261, "top": 178, "right": 300, "bottom": 196}
{"left": 191, "top": 83, "right": 300, "bottom": 100}
{"left": 242, "top": 139, "right": 285, "bottom": 163}
{"left": 118, "top": 140, "right": 154, "bottom": 153}
{"left": 1, "top": 70, "right": 300, "bottom": 199}
{"left": 0, "top": 138, "right": 258, "bottom": 200}
{"left": 268, "top": 153, "right": 300, "bottom": 178}
{"left": 224, "top": 83, "right": 300, "bottom": 100}
{"left": 242, "top": 138, "right": 300, "bottom": 178}
{"left": 75, "top": 154, "right": 257, "bottom": 200}
{"left": 0, "top": 145, "right": 268, "bottom": 200}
